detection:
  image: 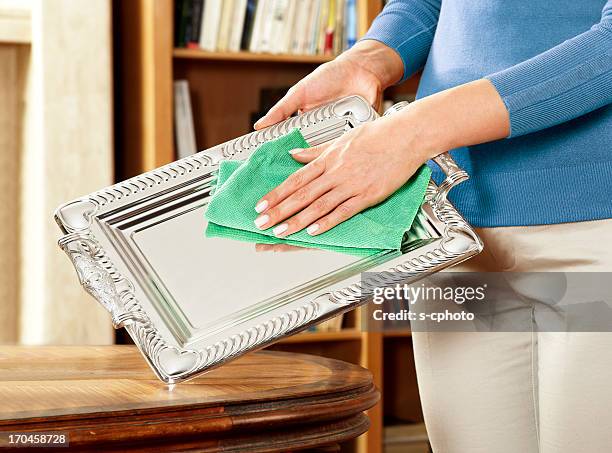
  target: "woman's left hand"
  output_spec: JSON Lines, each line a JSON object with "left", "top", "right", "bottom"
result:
{"left": 253, "top": 112, "right": 430, "bottom": 237}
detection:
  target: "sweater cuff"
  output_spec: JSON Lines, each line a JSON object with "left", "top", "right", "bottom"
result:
{"left": 362, "top": 23, "right": 436, "bottom": 82}
{"left": 486, "top": 47, "right": 612, "bottom": 138}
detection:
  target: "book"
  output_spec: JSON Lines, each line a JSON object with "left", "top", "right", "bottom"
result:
{"left": 323, "top": 0, "right": 336, "bottom": 55}
{"left": 257, "top": 0, "right": 275, "bottom": 52}
{"left": 334, "top": 0, "right": 346, "bottom": 55}
{"left": 290, "top": 0, "right": 310, "bottom": 54}
{"left": 276, "top": 0, "right": 297, "bottom": 54}
{"left": 229, "top": 0, "right": 248, "bottom": 52}
{"left": 216, "top": 0, "right": 236, "bottom": 52}
{"left": 316, "top": 0, "right": 330, "bottom": 54}
{"left": 345, "top": 0, "right": 357, "bottom": 49}
{"left": 199, "top": 0, "right": 223, "bottom": 51}
{"left": 249, "top": 0, "right": 268, "bottom": 52}
{"left": 187, "top": 0, "right": 204, "bottom": 48}
{"left": 240, "top": 0, "right": 258, "bottom": 50}
{"left": 173, "top": 80, "right": 198, "bottom": 159}
{"left": 304, "top": 0, "right": 322, "bottom": 55}
{"left": 268, "top": 0, "right": 289, "bottom": 54}
{"left": 183, "top": 0, "right": 358, "bottom": 56}
{"left": 175, "top": 0, "right": 192, "bottom": 47}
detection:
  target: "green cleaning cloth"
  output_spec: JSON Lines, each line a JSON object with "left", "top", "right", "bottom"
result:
{"left": 204, "top": 129, "right": 432, "bottom": 255}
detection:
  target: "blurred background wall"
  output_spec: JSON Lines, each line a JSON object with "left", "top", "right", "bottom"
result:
{"left": 0, "top": 0, "right": 113, "bottom": 344}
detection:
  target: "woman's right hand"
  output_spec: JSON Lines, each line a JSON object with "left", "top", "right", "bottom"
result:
{"left": 253, "top": 40, "right": 404, "bottom": 130}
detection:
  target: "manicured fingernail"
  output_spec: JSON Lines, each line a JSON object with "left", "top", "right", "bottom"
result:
{"left": 273, "top": 223, "right": 288, "bottom": 237}
{"left": 289, "top": 148, "right": 304, "bottom": 155}
{"left": 254, "top": 117, "right": 264, "bottom": 128}
{"left": 306, "top": 224, "right": 319, "bottom": 235}
{"left": 255, "top": 200, "right": 268, "bottom": 213}
{"left": 254, "top": 214, "right": 269, "bottom": 229}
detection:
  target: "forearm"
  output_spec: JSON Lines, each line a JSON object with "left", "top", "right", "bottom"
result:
{"left": 390, "top": 79, "right": 510, "bottom": 162}
{"left": 485, "top": 1, "right": 612, "bottom": 137}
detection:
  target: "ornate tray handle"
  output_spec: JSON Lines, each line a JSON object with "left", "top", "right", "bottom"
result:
{"left": 383, "top": 101, "right": 469, "bottom": 208}
{"left": 58, "top": 233, "right": 148, "bottom": 329}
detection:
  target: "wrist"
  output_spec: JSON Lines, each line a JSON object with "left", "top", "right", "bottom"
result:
{"left": 392, "top": 79, "right": 511, "bottom": 161}
{"left": 339, "top": 40, "right": 404, "bottom": 89}
{"left": 398, "top": 105, "right": 445, "bottom": 162}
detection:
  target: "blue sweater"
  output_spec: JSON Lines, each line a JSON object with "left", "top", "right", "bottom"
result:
{"left": 364, "top": 0, "right": 612, "bottom": 227}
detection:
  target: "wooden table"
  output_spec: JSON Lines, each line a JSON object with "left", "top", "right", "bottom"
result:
{"left": 0, "top": 346, "right": 378, "bottom": 452}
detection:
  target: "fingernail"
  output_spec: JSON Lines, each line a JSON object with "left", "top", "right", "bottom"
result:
{"left": 273, "top": 223, "right": 288, "bottom": 237}
{"left": 289, "top": 148, "right": 304, "bottom": 155}
{"left": 254, "top": 118, "right": 264, "bottom": 128}
{"left": 306, "top": 224, "right": 319, "bottom": 235}
{"left": 255, "top": 200, "right": 268, "bottom": 213}
{"left": 254, "top": 214, "right": 269, "bottom": 229}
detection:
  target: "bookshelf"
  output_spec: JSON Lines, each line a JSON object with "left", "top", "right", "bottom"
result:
{"left": 173, "top": 48, "right": 335, "bottom": 63}
{"left": 279, "top": 329, "right": 362, "bottom": 343}
{"left": 113, "top": 1, "right": 426, "bottom": 452}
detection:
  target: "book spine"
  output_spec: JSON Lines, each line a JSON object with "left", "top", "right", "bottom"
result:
{"left": 217, "top": 0, "right": 236, "bottom": 52}
{"left": 197, "top": 0, "right": 208, "bottom": 48}
{"left": 305, "top": 0, "right": 321, "bottom": 55}
{"left": 301, "top": 0, "right": 315, "bottom": 54}
{"left": 333, "top": 0, "right": 345, "bottom": 55}
{"left": 183, "top": 0, "right": 194, "bottom": 48}
{"left": 294, "top": 0, "right": 312, "bottom": 54}
{"left": 324, "top": 0, "right": 335, "bottom": 55}
{"left": 249, "top": 0, "right": 267, "bottom": 52}
{"left": 345, "top": 0, "right": 356, "bottom": 50}
{"left": 240, "top": 0, "right": 258, "bottom": 50}
{"left": 269, "top": 0, "right": 288, "bottom": 54}
{"left": 229, "top": 0, "right": 248, "bottom": 52}
{"left": 278, "top": 0, "right": 297, "bottom": 54}
{"left": 173, "top": 80, "right": 197, "bottom": 159}
{"left": 187, "top": 0, "right": 204, "bottom": 48}
{"left": 174, "top": 0, "right": 183, "bottom": 46}
{"left": 290, "top": 0, "right": 304, "bottom": 54}
{"left": 316, "top": 0, "right": 330, "bottom": 54}
{"left": 175, "top": 0, "right": 190, "bottom": 47}
{"left": 199, "top": 0, "right": 222, "bottom": 51}
{"left": 258, "top": 0, "right": 275, "bottom": 53}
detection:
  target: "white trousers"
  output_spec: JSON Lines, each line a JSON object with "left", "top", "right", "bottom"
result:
{"left": 412, "top": 219, "right": 612, "bottom": 453}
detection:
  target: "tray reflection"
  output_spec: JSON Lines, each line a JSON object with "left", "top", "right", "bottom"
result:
{"left": 134, "top": 206, "right": 374, "bottom": 346}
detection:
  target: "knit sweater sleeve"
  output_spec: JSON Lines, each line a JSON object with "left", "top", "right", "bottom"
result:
{"left": 485, "top": 1, "right": 612, "bottom": 137}
{"left": 361, "top": 0, "right": 441, "bottom": 82}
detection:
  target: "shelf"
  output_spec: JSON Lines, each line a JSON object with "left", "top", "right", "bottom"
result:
{"left": 278, "top": 329, "right": 362, "bottom": 344}
{"left": 173, "top": 48, "right": 335, "bottom": 64}
{"left": 384, "top": 330, "right": 412, "bottom": 338}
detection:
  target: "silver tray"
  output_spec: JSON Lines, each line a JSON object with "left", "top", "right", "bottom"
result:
{"left": 55, "top": 96, "right": 482, "bottom": 384}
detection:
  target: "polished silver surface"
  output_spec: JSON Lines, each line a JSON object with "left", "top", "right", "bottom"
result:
{"left": 55, "top": 96, "right": 482, "bottom": 384}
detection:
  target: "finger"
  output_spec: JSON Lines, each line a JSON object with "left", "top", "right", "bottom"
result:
{"left": 273, "top": 188, "right": 353, "bottom": 237}
{"left": 255, "top": 175, "right": 334, "bottom": 230}
{"left": 254, "top": 243, "right": 274, "bottom": 252}
{"left": 306, "top": 196, "right": 368, "bottom": 236}
{"left": 254, "top": 86, "right": 304, "bottom": 130}
{"left": 289, "top": 142, "right": 330, "bottom": 164}
{"left": 266, "top": 244, "right": 306, "bottom": 253}
{"left": 255, "top": 158, "right": 325, "bottom": 214}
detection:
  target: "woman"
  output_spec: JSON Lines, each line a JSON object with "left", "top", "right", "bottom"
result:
{"left": 252, "top": 1, "right": 612, "bottom": 452}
